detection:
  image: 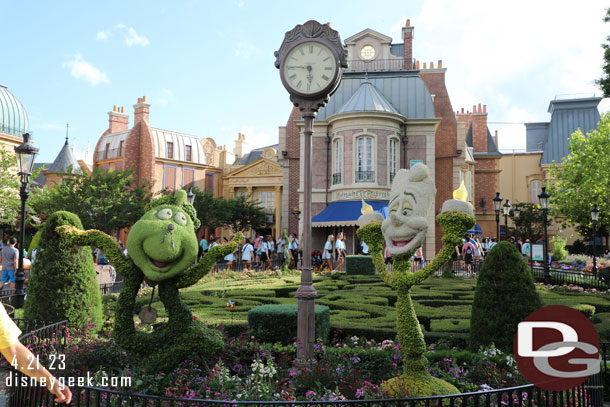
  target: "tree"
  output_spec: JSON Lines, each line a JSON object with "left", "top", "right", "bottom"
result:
{"left": 596, "top": 8, "right": 610, "bottom": 97}
{"left": 224, "top": 193, "right": 266, "bottom": 232}
{"left": 191, "top": 187, "right": 228, "bottom": 231}
{"left": 548, "top": 113, "right": 610, "bottom": 241}
{"left": 29, "top": 167, "right": 152, "bottom": 235}
{"left": 470, "top": 242, "right": 541, "bottom": 352}
{"left": 510, "top": 202, "right": 547, "bottom": 242}
{"left": 0, "top": 148, "right": 21, "bottom": 227}
{"left": 24, "top": 211, "right": 103, "bottom": 329}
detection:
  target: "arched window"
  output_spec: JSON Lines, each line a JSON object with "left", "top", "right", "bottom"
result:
{"left": 332, "top": 138, "right": 342, "bottom": 185}
{"left": 531, "top": 180, "right": 542, "bottom": 204}
{"left": 389, "top": 137, "right": 399, "bottom": 183}
{"left": 356, "top": 136, "right": 374, "bottom": 182}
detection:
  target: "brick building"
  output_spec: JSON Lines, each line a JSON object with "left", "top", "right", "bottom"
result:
{"left": 278, "top": 21, "right": 499, "bottom": 258}
{"left": 93, "top": 97, "right": 224, "bottom": 197}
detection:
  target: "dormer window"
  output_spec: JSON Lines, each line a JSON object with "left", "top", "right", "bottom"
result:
{"left": 167, "top": 142, "right": 174, "bottom": 159}
{"left": 185, "top": 145, "right": 192, "bottom": 161}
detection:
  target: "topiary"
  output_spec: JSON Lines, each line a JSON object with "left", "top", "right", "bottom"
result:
{"left": 24, "top": 211, "right": 103, "bottom": 329}
{"left": 470, "top": 241, "right": 541, "bottom": 352}
{"left": 550, "top": 236, "right": 568, "bottom": 262}
{"left": 248, "top": 304, "right": 330, "bottom": 344}
{"left": 56, "top": 190, "right": 243, "bottom": 372}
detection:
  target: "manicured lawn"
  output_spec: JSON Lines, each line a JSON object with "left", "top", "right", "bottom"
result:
{"left": 123, "top": 271, "right": 610, "bottom": 345}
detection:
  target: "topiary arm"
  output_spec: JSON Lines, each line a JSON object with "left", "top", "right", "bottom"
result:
{"left": 404, "top": 211, "right": 475, "bottom": 287}
{"left": 356, "top": 222, "right": 391, "bottom": 281}
{"left": 176, "top": 232, "right": 243, "bottom": 288}
{"left": 55, "top": 225, "right": 133, "bottom": 278}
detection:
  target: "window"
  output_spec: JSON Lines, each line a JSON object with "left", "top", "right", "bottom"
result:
{"left": 389, "top": 138, "right": 399, "bottom": 183}
{"left": 185, "top": 145, "right": 192, "bottom": 161}
{"left": 119, "top": 140, "right": 124, "bottom": 157}
{"left": 356, "top": 136, "right": 374, "bottom": 182}
{"left": 163, "top": 165, "right": 177, "bottom": 191}
{"left": 104, "top": 143, "right": 110, "bottom": 160}
{"left": 467, "top": 170, "right": 472, "bottom": 201}
{"left": 205, "top": 173, "right": 214, "bottom": 193}
{"left": 167, "top": 142, "right": 174, "bottom": 159}
{"left": 531, "top": 180, "right": 542, "bottom": 204}
{"left": 183, "top": 168, "right": 195, "bottom": 187}
{"left": 332, "top": 138, "right": 342, "bottom": 185}
{"left": 257, "top": 191, "right": 275, "bottom": 212}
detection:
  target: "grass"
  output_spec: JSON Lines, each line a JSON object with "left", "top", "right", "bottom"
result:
{"left": 119, "top": 271, "right": 610, "bottom": 344}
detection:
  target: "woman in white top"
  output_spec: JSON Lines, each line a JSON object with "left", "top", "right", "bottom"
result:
{"left": 260, "top": 236, "right": 272, "bottom": 270}
{"left": 322, "top": 234, "right": 334, "bottom": 271}
{"left": 241, "top": 238, "right": 254, "bottom": 269}
{"left": 335, "top": 232, "right": 346, "bottom": 271}
{"left": 223, "top": 237, "right": 236, "bottom": 270}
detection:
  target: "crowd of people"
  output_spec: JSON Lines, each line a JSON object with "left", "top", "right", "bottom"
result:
{"left": 197, "top": 233, "right": 302, "bottom": 271}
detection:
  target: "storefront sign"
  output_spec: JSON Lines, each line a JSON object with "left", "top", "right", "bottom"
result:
{"left": 334, "top": 190, "right": 390, "bottom": 201}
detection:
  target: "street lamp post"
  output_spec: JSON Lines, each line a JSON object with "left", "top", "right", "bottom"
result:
{"left": 513, "top": 207, "right": 521, "bottom": 240}
{"left": 502, "top": 200, "right": 511, "bottom": 240}
{"left": 538, "top": 187, "right": 550, "bottom": 284}
{"left": 13, "top": 133, "right": 38, "bottom": 309}
{"left": 493, "top": 192, "right": 503, "bottom": 242}
{"left": 591, "top": 204, "right": 600, "bottom": 277}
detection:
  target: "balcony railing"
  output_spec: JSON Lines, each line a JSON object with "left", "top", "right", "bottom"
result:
{"left": 346, "top": 58, "right": 415, "bottom": 72}
{"left": 355, "top": 170, "right": 375, "bottom": 183}
{"left": 332, "top": 173, "right": 341, "bottom": 185}
{"left": 96, "top": 147, "right": 122, "bottom": 161}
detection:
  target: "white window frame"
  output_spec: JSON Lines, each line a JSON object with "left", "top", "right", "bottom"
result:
{"left": 332, "top": 136, "right": 343, "bottom": 185}
{"left": 354, "top": 134, "right": 376, "bottom": 183}
{"left": 388, "top": 136, "right": 400, "bottom": 184}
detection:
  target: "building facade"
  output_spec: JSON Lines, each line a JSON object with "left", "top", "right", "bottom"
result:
{"left": 279, "top": 21, "right": 498, "bottom": 258}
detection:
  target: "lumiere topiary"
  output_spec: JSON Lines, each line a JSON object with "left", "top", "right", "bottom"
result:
{"left": 24, "top": 211, "right": 103, "bottom": 329}
{"left": 56, "top": 189, "right": 242, "bottom": 372}
{"left": 357, "top": 164, "right": 475, "bottom": 397}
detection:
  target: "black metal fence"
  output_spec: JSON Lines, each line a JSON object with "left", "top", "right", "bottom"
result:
{"left": 6, "top": 320, "right": 608, "bottom": 407}
{"left": 531, "top": 266, "right": 609, "bottom": 289}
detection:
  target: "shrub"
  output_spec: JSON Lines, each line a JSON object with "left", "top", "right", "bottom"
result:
{"left": 24, "top": 211, "right": 103, "bottom": 329}
{"left": 550, "top": 236, "right": 568, "bottom": 261}
{"left": 470, "top": 241, "right": 541, "bottom": 352}
{"left": 248, "top": 304, "right": 330, "bottom": 344}
{"left": 346, "top": 255, "right": 376, "bottom": 275}
{"left": 571, "top": 304, "right": 596, "bottom": 319}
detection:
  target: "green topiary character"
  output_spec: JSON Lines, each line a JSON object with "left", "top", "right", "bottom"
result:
{"left": 24, "top": 211, "right": 103, "bottom": 329}
{"left": 470, "top": 241, "right": 541, "bottom": 352}
{"left": 357, "top": 164, "right": 474, "bottom": 397}
{"left": 56, "top": 189, "right": 242, "bottom": 372}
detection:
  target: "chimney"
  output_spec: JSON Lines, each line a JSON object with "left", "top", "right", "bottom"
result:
{"left": 133, "top": 96, "right": 150, "bottom": 125}
{"left": 108, "top": 105, "right": 129, "bottom": 133}
{"left": 402, "top": 19, "right": 414, "bottom": 69}
{"left": 233, "top": 133, "right": 248, "bottom": 158}
{"left": 471, "top": 102, "right": 489, "bottom": 153}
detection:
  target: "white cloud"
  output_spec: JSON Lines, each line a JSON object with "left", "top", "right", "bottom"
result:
{"left": 234, "top": 41, "right": 258, "bottom": 59}
{"left": 96, "top": 31, "right": 109, "bottom": 40}
{"left": 124, "top": 27, "right": 150, "bottom": 47}
{"left": 238, "top": 125, "right": 276, "bottom": 152}
{"left": 159, "top": 89, "right": 173, "bottom": 105}
{"left": 62, "top": 54, "right": 109, "bottom": 86}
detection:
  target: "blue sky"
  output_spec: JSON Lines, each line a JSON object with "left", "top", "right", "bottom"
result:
{"left": 2, "top": 0, "right": 609, "bottom": 163}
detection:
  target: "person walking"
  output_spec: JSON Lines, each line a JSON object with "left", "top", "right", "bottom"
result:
{"left": 241, "top": 238, "right": 254, "bottom": 270}
{"left": 462, "top": 237, "right": 476, "bottom": 276}
{"left": 0, "top": 237, "right": 19, "bottom": 291}
{"left": 335, "top": 232, "right": 346, "bottom": 271}
{"left": 198, "top": 235, "right": 208, "bottom": 262}
{"left": 412, "top": 246, "right": 424, "bottom": 270}
{"left": 321, "top": 234, "right": 334, "bottom": 271}
{"left": 223, "top": 237, "right": 236, "bottom": 271}
{"left": 288, "top": 234, "right": 299, "bottom": 269}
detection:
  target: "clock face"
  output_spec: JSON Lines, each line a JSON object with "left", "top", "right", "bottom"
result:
{"left": 360, "top": 45, "right": 376, "bottom": 60}
{"left": 282, "top": 41, "right": 338, "bottom": 95}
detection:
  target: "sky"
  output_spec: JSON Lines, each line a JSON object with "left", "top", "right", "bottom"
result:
{"left": 2, "top": 0, "right": 609, "bottom": 163}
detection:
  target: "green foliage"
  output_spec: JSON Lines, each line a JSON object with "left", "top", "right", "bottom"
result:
{"left": 571, "top": 304, "right": 596, "bottom": 319}
{"left": 191, "top": 187, "right": 266, "bottom": 232}
{"left": 548, "top": 113, "right": 610, "bottom": 240}
{"left": 550, "top": 236, "right": 568, "bottom": 261}
{"left": 248, "top": 304, "right": 330, "bottom": 344}
{"left": 0, "top": 148, "right": 20, "bottom": 226}
{"left": 510, "top": 202, "right": 546, "bottom": 242}
{"left": 470, "top": 242, "right": 541, "bottom": 351}
{"left": 345, "top": 255, "right": 376, "bottom": 275}
{"left": 24, "top": 211, "right": 103, "bottom": 329}
{"left": 29, "top": 167, "right": 151, "bottom": 234}
{"left": 191, "top": 188, "right": 227, "bottom": 230}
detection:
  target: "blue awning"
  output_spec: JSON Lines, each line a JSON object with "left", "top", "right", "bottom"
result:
{"left": 312, "top": 200, "right": 388, "bottom": 227}
{"left": 467, "top": 223, "right": 482, "bottom": 235}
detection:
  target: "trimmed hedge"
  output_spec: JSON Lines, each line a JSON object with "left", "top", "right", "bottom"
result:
{"left": 248, "top": 304, "right": 330, "bottom": 344}
{"left": 346, "top": 255, "right": 376, "bottom": 275}
{"left": 571, "top": 304, "right": 596, "bottom": 319}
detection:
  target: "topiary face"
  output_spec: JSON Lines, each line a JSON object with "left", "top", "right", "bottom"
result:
{"left": 382, "top": 163, "right": 436, "bottom": 256}
{"left": 127, "top": 190, "right": 198, "bottom": 282}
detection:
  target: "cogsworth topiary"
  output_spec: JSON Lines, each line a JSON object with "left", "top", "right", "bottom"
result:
{"left": 57, "top": 189, "right": 242, "bottom": 372}
{"left": 357, "top": 164, "right": 474, "bottom": 397}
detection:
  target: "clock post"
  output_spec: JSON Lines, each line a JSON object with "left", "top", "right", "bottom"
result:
{"left": 275, "top": 20, "right": 347, "bottom": 360}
